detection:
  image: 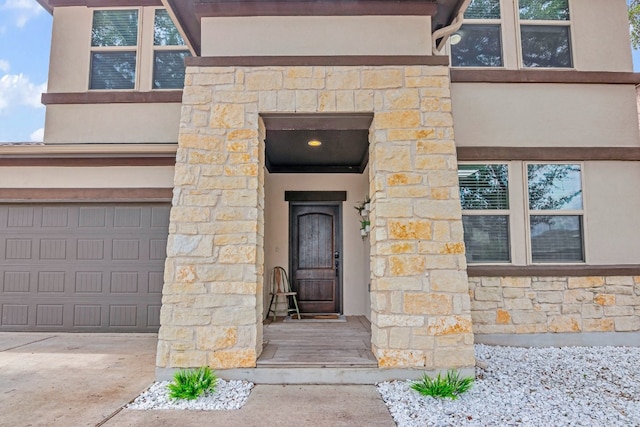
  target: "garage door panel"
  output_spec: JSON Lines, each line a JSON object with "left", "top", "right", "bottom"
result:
{"left": 0, "top": 204, "right": 170, "bottom": 332}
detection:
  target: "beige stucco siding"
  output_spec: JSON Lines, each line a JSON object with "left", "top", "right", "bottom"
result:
{"left": 572, "top": 0, "right": 633, "bottom": 72}
{"left": 264, "top": 171, "right": 370, "bottom": 317}
{"left": 44, "top": 104, "right": 181, "bottom": 143}
{"left": 48, "top": 7, "right": 92, "bottom": 93}
{"left": 451, "top": 83, "right": 640, "bottom": 147}
{"left": 47, "top": 6, "right": 169, "bottom": 93}
{"left": 0, "top": 166, "right": 175, "bottom": 188}
{"left": 201, "top": 16, "right": 432, "bottom": 56}
{"left": 584, "top": 161, "right": 640, "bottom": 264}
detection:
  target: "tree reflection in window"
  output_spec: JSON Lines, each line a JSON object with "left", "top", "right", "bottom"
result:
{"left": 459, "top": 164, "right": 509, "bottom": 210}
{"left": 91, "top": 10, "right": 138, "bottom": 47}
{"left": 527, "top": 164, "right": 582, "bottom": 211}
{"left": 519, "top": 0, "right": 570, "bottom": 21}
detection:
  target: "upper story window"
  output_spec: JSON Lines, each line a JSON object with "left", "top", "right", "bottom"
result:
{"left": 518, "top": 0, "right": 572, "bottom": 68}
{"left": 153, "top": 9, "right": 190, "bottom": 89}
{"left": 90, "top": 10, "right": 139, "bottom": 90}
{"left": 89, "top": 8, "right": 189, "bottom": 91}
{"left": 451, "top": 0, "right": 503, "bottom": 67}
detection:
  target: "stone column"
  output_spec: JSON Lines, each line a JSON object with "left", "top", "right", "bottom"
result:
{"left": 157, "top": 66, "right": 264, "bottom": 369}
{"left": 368, "top": 65, "right": 475, "bottom": 370}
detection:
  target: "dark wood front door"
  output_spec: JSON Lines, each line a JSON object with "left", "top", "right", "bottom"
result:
{"left": 290, "top": 203, "right": 341, "bottom": 314}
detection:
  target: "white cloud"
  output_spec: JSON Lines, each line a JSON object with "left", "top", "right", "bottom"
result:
{"left": 29, "top": 127, "right": 44, "bottom": 142}
{"left": 1, "top": 0, "right": 44, "bottom": 28}
{"left": 0, "top": 73, "right": 46, "bottom": 111}
{"left": 0, "top": 59, "right": 9, "bottom": 73}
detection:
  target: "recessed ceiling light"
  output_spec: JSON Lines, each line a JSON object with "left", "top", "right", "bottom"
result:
{"left": 308, "top": 140, "right": 322, "bottom": 147}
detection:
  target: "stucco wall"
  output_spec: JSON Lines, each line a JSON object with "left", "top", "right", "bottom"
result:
{"left": 43, "top": 104, "right": 181, "bottom": 144}
{"left": 0, "top": 166, "right": 175, "bottom": 188}
{"left": 44, "top": 6, "right": 182, "bottom": 144}
{"left": 264, "top": 171, "right": 370, "bottom": 317}
{"left": 584, "top": 162, "right": 640, "bottom": 264}
{"left": 201, "top": 16, "right": 432, "bottom": 57}
{"left": 451, "top": 83, "right": 640, "bottom": 147}
{"left": 572, "top": 0, "right": 633, "bottom": 72}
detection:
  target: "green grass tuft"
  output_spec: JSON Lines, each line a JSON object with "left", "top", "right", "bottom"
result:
{"left": 410, "top": 370, "right": 473, "bottom": 400}
{"left": 168, "top": 367, "right": 217, "bottom": 400}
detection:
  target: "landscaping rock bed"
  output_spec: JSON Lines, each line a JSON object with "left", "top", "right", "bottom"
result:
{"left": 378, "top": 344, "right": 640, "bottom": 427}
{"left": 127, "top": 379, "right": 253, "bottom": 410}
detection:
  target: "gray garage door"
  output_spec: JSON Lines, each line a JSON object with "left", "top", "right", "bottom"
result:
{"left": 0, "top": 204, "right": 170, "bottom": 332}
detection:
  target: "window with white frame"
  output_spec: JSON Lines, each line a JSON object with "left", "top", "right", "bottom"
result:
{"left": 527, "top": 163, "right": 584, "bottom": 262}
{"left": 451, "top": 0, "right": 503, "bottom": 67}
{"left": 458, "top": 164, "right": 511, "bottom": 263}
{"left": 152, "top": 9, "right": 190, "bottom": 89}
{"left": 518, "top": 0, "right": 572, "bottom": 68}
{"left": 90, "top": 10, "right": 139, "bottom": 90}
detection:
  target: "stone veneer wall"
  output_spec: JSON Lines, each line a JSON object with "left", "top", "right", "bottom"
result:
{"left": 157, "top": 63, "right": 475, "bottom": 370}
{"left": 469, "top": 276, "right": 640, "bottom": 334}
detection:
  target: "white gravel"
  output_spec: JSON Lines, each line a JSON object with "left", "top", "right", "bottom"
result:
{"left": 378, "top": 344, "right": 640, "bottom": 427}
{"left": 127, "top": 379, "right": 254, "bottom": 410}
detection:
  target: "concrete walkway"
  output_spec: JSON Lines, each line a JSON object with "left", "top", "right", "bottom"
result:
{"left": 0, "top": 333, "right": 395, "bottom": 427}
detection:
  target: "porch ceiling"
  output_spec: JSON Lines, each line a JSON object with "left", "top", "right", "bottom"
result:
{"left": 262, "top": 112, "right": 372, "bottom": 174}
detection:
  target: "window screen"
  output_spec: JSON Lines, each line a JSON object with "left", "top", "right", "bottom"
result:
{"left": 453, "top": 0, "right": 503, "bottom": 68}
{"left": 153, "top": 9, "right": 190, "bottom": 89}
{"left": 90, "top": 52, "right": 136, "bottom": 90}
{"left": 90, "top": 10, "right": 138, "bottom": 90}
{"left": 92, "top": 10, "right": 138, "bottom": 47}
{"left": 527, "top": 164, "right": 584, "bottom": 263}
{"left": 518, "top": 0, "right": 572, "bottom": 68}
{"left": 459, "top": 164, "right": 510, "bottom": 263}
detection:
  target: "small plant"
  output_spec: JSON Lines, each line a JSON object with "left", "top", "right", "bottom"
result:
{"left": 410, "top": 370, "right": 473, "bottom": 400}
{"left": 168, "top": 367, "right": 217, "bottom": 400}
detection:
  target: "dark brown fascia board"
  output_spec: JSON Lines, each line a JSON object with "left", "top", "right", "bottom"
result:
{"left": 193, "top": 1, "right": 438, "bottom": 17}
{"left": 451, "top": 69, "right": 640, "bottom": 85}
{"left": 468, "top": 265, "right": 640, "bottom": 277}
{"left": 45, "top": 0, "right": 162, "bottom": 7}
{"left": 456, "top": 147, "right": 640, "bottom": 162}
{"left": 36, "top": 0, "right": 53, "bottom": 14}
{"left": 261, "top": 113, "right": 374, "bottom": 131}
{"left": 186, "top": 55, "right": 450, "bottom": 67}
{"left": 0, "top": 188, "right": 173, "bottom": 202}
{"left": 41, "top": 91, "right": 183, "bottom": 105}
{"left": 166, "top": 0, "right": 202, "bottom": 56}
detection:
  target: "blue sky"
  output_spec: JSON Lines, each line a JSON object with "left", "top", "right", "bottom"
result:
{"left": 1, "top": 1, "right": 640, "bottom": 143}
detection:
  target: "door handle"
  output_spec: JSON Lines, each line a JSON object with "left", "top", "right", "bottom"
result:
{"left": 335, "top": 260, "right": 339, "bottom": 276}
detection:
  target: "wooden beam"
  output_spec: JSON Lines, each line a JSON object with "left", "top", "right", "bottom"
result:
{"left": 193, "top": 1, "right": 438, "bottom": 17}
{"left": 0, "top": 188, "right": 173, "bottom": 202}
{"left": 41, "top": 91, "right": 183, "bottom": 105}
{"left": 456, "top": 147, "right": 640, "bottom": 162}
{"left": 451, "top": 69, "right": 640, "bottom": 85}
{"left": 187, "top": 55, "right": 450, "bottom": 67}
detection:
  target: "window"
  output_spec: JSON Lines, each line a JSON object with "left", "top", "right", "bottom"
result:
{"left": 90, "top": 10, "right": 139, "bottom": 90}
{"left": 527, "top": 164, "right": 584, "bottom": 262}
{"left": 153, "top": 9, "right": 190, "bottom": 89}
{"left": 451, "top": 0, "right": 503, "bottom": 67}
{"left": 518, "top": 0, "right": 572, "bottom": 68}
{"left": 458, "top": 164, "right": 510, "bottom": 263}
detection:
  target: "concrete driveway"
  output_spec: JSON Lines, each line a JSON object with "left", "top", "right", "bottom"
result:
{"left": 0, "top": 333, "right": 395, "bottom": 427}
{"left": 0, "top": 333, "right": 157, "bottom": 427}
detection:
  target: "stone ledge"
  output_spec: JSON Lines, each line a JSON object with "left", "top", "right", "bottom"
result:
{"left": 475, "top": 332, "right": 640, "bottom": 348}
